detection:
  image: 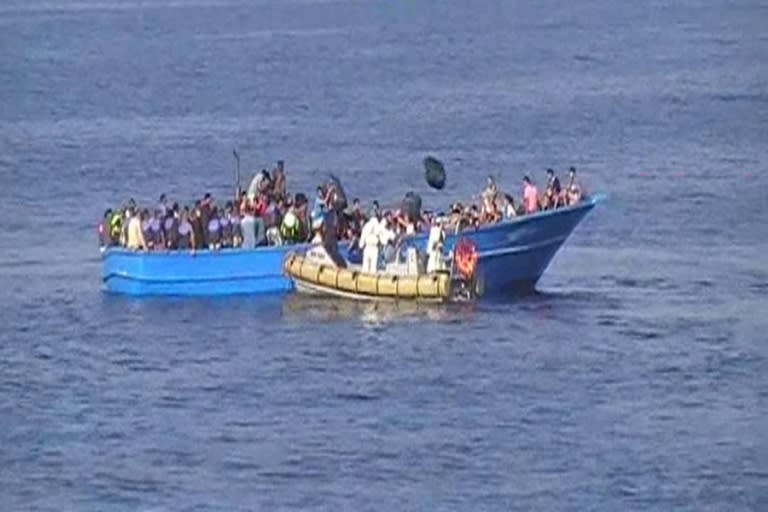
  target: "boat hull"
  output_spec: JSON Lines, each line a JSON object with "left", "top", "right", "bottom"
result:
{"left": 102, "top": 194, "right": 604, "bottom": 296}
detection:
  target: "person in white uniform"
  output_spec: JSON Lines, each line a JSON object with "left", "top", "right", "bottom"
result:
{"left": 359, "top": 209, "right": 384, "bottom": 273}
{"left": 426, "top": 218, "right": 446, "bottom": 273}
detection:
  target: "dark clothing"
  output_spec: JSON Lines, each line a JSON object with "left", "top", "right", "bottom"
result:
{"left": 191, "top": 216, "right": 205, "bottom": 249}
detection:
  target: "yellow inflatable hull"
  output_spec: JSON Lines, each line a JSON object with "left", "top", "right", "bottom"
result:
{"left": 283, "top": 253, "right": 452, "bottom": 301}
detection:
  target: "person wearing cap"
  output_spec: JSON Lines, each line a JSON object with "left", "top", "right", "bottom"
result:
{"left": 522, "top": 175, "right": 540, "bottom": 214}
{"left": 359, "top": 207, "right": 384, "bottom": 273}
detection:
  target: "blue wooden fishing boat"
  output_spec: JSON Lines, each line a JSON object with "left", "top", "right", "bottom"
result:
{"left": 101, "top": 194, "right": 604, "bottom": 296}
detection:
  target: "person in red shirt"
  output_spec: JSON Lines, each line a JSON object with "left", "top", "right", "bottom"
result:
{"left": 523, "top": 176, "right": 540, "bottom": 214}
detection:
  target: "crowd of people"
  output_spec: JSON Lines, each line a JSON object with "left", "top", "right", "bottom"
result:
{"left": 98, "top": 163, "right": 585, "bottom": 252}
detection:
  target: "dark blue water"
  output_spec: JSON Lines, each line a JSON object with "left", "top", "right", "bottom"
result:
{"left": 1, "top": 0, "right": 766, "bottom": 510}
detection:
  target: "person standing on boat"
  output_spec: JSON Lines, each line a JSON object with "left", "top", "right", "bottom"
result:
{"left": 481, "top": 176, "right": 501, "bottom": 222}
{"left": 360, "top": 208, "right": 384, "bottom": 273}
{"left": 523, "top": 176, "right": 540, "bottom": 214}
{"left": 176, "top": 207, "right": 196, "bottom": 250}
{"left": 126, "top": 208, "right": 147, "bottom": 250}
{"left": 426, "top": 218, "right": 446, "bottom": 273}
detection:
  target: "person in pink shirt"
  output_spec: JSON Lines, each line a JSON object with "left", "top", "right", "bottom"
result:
{"left": 523, "top": 176, "right": 539, "bottom": 214}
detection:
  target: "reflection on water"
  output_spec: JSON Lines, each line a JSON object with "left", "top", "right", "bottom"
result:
{"left": 281, "top": 293, "right": 480, "bottom": 324}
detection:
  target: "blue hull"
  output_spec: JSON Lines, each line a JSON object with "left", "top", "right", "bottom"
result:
{"left": 102, "top": 194, "right": 604, "bottom": 296}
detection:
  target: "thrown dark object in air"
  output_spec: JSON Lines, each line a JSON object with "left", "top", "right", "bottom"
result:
{"left": 327, "top": 174, "right": 348, "bottom": 212}
{"left": 401, "top": 191, "right": 423, "bottom": 222}
{"left": 424, "top": 156, "right": 446, "bottom": 190}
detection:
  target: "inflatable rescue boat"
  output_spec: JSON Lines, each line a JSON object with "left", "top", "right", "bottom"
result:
{"left": 282, "top": 238, "right": 479, "bottom": 303}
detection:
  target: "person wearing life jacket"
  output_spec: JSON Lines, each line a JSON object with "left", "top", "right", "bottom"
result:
{"left": 219, "top": 203, "right": 233, "bottom": 248}
{"left": 108, "top": 208, "right": 122, "bottom": 245}
{"left": 280, "top": 205, "right": 301, "bottom": 244}
{"left": 359, "top": 208, "right": 384, "bottom": 273}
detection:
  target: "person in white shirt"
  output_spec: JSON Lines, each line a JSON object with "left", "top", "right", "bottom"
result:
{"left": 426, "top": 219, "right": 446, "bottom": 273}
{"left": 359, "top": 210, "right": 384, "bottom": 273}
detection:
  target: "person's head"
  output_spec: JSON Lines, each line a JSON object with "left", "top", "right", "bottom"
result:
{"left": 523, "top": 175, "right": 531, "bottom": 185}
{"left": 352, "top": 198, "right": 360, "bottom": 208}
{"left": 159, "top": 193, "right": 166, "bottom": 202}
{"left": 504, "top": 193, "right": 514, "bottom": 204}
{"left": 546, "top": 168, "right": 554, "bottom": 177}
{"left": 277, "top": 160, "right": 284, "bottom": 173}
{"left": 487, "top": 175, "right": 495, "bottom": 186}
{"left": 104, "top": 208, "right": 112, "bottom": 219}
{"left": 373, "top": 200, "right": 380, "bottom": 210}
{"left": 316, "top": 186, "right": 324, "bottom": 197}
{"left": 203, "top": 193, "right": 212, "bottom": 205}
{"left": 569, "top": 166, "right": 576, "bottom": 176}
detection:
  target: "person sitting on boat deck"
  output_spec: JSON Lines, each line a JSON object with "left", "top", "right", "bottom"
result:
{"left": 522, "top": 175, "right": 540, "bottom": 214}
{"left": 480, "top": 176, "right": 501, "bottom": 223}
{"left": 426, "top": 217, "right": 447, "bottom": 273}
{"left": 565, "top": 166, "right": 583, "bottom": 205}
{"left": 126, "top": 208, "right": 148, "bottom": 250}
{"left": 503, "top": 193, "right": 518, "bottom": 218}
{"left": 545, "top": 168, "right": 562, "bottom": 209}
{"left": 176, "top": 207, "right": 196, "bottom": 250}
{"left": 360, "top": 207, "right": 386, "bottom": 273}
